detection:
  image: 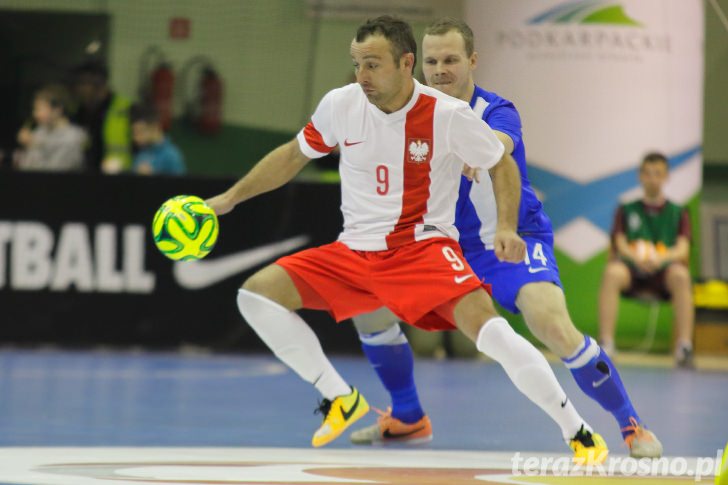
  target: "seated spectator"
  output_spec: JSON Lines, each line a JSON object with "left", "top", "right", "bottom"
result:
{"left": 130, "top": 103, "right": 185, "bottom": 175}
{"left": 15, "top": 84, "right": 87, "bottom": 172}
{"left": 598, "top": 152, "right": 694, "bottom": 367}
{"left": 71, "top": 60, "right": 132, "bottom": 174}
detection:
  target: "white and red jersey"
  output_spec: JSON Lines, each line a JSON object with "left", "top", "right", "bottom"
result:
{"left": 297, "top": 80, "right": 504, "bottom": 251}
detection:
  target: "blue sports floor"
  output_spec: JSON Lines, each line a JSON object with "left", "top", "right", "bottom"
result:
{"left": 0, "top": 348, "right": 726, "bottom": 484}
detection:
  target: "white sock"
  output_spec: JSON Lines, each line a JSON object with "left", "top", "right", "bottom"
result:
{"left": 357, "top": 322, "right": 408, "bottom": 346}
{"left": 677, "top": 339, "right": 692, "bottom": 350}
{"left": 237, "top": 289, "right": 351, "bottom": 400}
{"left": 476, "top": 317, "right": 590, "bottom": 441}
{"left": 675, "top": 339, "right": 693, "bottom": 359}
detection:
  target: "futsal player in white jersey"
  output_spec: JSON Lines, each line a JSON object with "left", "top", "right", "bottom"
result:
{"left": 206, "top": 16, "right": 606, "bottom": 462}
{"left": 349, "top": 17, "right": 661, "bottom": 459}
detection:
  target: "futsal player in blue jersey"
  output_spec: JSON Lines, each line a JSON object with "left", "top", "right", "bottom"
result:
{"left": 349, "top": 17, "right": 662, "bottom": 458}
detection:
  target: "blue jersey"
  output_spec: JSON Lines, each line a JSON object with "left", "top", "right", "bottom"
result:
{"left": 455, "top": 85, "right": 552, "bottom": 254}
{"left": 133, "top": 136, "right": 186, "bottom": 175}
{"left": 455, "top": 86, "right": 560, "bottom": 314}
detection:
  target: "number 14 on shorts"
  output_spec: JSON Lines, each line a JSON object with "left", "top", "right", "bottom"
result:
{"left": 524, "top": 242, "right": 548, "bottom": 272}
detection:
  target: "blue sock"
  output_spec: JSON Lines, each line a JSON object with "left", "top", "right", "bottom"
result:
{"left": 359, "top": 326, "right": 425, "bottom": 424}
{"left": 563, "top": 335, "right": 641, "bottom": 438}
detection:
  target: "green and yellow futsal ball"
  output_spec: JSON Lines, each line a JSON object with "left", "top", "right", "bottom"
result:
{"left": 152, "top": 195, "right": 219, "bottom": 260}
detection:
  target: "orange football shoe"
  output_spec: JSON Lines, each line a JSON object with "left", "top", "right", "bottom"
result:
{"left": 350, "top": 407, "right": 433, "bottom": 445}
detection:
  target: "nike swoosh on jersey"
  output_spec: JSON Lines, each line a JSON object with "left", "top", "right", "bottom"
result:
{"left": 173, "top": 235, "right": 310, "bottom": 290}
{"left": 454, "top": 274, "right": 474, "bottom": 284}
{"left": 528, "top": 267, "right": 549, "bottom": 274}
{"left": 343, "top": 139, "right": 364, "bottom": 147}
{"left": 592, "top": 374, "right": 610, "bottom": 388}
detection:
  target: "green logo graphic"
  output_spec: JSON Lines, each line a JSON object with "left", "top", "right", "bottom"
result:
{"left": 529, "top": 0, "right": 641, "bottom": 26}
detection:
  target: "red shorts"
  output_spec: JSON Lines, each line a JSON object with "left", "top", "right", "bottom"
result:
{"left": 276, "top": 238, "right": 490, "bottom": 331}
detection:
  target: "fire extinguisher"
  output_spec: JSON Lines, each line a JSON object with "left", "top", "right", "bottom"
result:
{"left": 150, "top": 63, "right": 174, "bottom": 131}
{"left": 180, "top": 56, "right": 223, "bottom": 136}
{"left": 138, "top": 46, "right": 175, "bottom": 131}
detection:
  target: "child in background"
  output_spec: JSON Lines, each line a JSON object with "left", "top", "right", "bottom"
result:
{"left": 15, "top": 84, "right": 87, "bottom": 171}
{"left": 130, "top": 103, "right": 185, "bottom": 175}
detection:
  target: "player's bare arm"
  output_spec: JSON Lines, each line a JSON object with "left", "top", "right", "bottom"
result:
{"left": 614, "top": 232, "right": 644, "bottom": 270}
{"left": 207, "top": 139, "right": 310, "bottom": 215}
{"left": 493, "top": 130, "right": 515, "bottom": 155}
{"left": 489, "top": 153, "right": 525, "bottom": 263}
{"left": 614, "top": 232, "right": 632, "bottom": 261}
{"left": 489, "top": 131, "right": 525, "bottom": 263}
{"left": 655, "top": 235, "right": 690, "bottom": 269}
{"left": 614, "top": 232, "right": 653, "bottom": 274}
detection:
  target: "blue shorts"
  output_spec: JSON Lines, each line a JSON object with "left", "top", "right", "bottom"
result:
{"left": 462, "top": 234, "right": 562, "bottom": 314}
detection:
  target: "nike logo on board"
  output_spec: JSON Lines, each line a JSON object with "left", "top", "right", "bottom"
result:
{"left": 173, "top": 235, "right": 310, "bottom": 290}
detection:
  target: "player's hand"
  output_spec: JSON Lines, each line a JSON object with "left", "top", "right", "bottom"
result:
{"left": 642, "top": 256, "right": 664, "bottom": 274}
{"left": 463, "top": 164, "right": 481, "bottom": 183}
{"left": 652, "top": 253, "right": 671, "bottom": 270}
{"left": 205, "top": 193, "right": 236, "bottom": 216}
{"left": 494, "top": 229, "right": 526, "bottom": 263}
{"left": 633, "top": 258, "right": 656, "bottom": 275}
{"left": 135, "top": 162, "right": 153, "bottom": 175}
{"left": 623, "top": 250, "right": 648, "bottom": 275}
{"left": 17, "top": 127, "right": 33, "bottom": 146}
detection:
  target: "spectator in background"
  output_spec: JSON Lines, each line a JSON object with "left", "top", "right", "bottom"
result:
{"left": 598, "top": 152, "right": 694, "bottom": 367}
{"left": 130, "top": 103, "right": 185, "bottom": 175}
{"left": 71, "top": 60, "right": 132, "bottom": 174}
{"left": 15, "top": 84, "right": 86, "bottom": 172}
